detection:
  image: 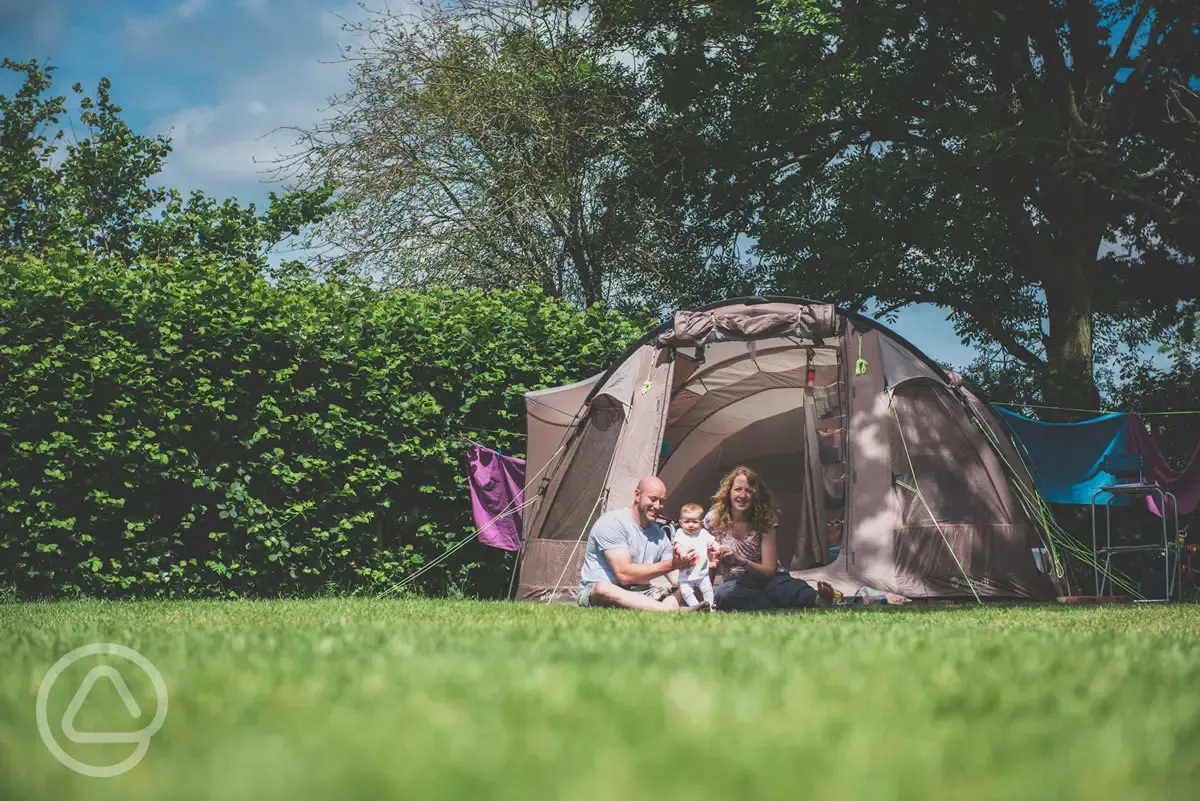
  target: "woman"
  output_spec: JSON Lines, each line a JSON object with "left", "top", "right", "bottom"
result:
{"left": 706, "top": 466, "right": 834, "bottom": 611}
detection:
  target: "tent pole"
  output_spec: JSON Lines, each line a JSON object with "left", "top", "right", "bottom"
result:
{"left": 506, "top": 541, "right": 526, "bottom": 601}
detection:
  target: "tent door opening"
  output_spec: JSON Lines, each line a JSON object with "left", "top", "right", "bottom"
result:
{"left": 657, "top": 341, "right": 847, "bottom": 570}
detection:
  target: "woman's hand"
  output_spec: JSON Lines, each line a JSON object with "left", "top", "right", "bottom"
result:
{"left": 718, "top": 544, "right": 742, "bottom": 564}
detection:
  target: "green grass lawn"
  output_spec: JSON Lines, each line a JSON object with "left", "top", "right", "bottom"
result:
{"left": 2, "top": 600, "right": 1198, "bottom": 801}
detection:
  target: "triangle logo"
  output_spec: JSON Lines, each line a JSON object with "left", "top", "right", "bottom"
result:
{"left": 61, "top": 666, "right": 144, "bottom": 744}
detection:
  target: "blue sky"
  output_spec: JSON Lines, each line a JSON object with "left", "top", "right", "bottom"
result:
{"left": 0, "top": 0, "right": 363, "bottom": 198}
{"left": 0, "top": 0, "right": 978, "bottom": 368}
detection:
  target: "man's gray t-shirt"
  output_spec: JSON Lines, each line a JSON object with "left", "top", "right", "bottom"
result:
{"left": 579, "top": 508, "right": 672, "bottom": 585}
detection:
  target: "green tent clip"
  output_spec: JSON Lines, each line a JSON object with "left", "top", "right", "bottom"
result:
{"left": 855, "top": 334, "right": 869, "bottom": 376}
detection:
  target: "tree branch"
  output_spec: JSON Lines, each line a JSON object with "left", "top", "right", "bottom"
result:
{"left": 981, "top": 319, "right": 1047, "bottom": 371}
{"left": 1114, "top": 12, "right": 1167, "bottom": 100}
{"left": 1133, "top": 164, "right": 1170, "bottom": 181}
{"left": 879, "top": 291, "right": 1047, "bottom": 371}
{"left": 985, "top": 171, "right": 1048, "bottom": 280}
{"left": 1111, "top": 186, "right": 1180, "bottom": 222}
{"left": 1029, "top": 10, "right": 1087, "bottom": 133}
{"left": 1105, "top": 2, "right": 1151, "bottom": 86}
{"left": 1064, "top": 0, "right": 1106, "bottom": 91}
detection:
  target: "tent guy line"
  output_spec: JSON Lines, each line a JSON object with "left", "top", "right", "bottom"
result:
{"left": 991, "top": 402, "right": 1200, "bottom": 416}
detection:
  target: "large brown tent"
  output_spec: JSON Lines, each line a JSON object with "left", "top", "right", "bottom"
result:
{"left": 515, "top": 298, "right": 1064, "bottom": 603}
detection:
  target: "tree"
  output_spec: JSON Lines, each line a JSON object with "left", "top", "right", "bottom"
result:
{"left": 290, "top": 0, "right": 708, "bottom": 307}
{"left": 593, "top": 0, "right": 1200, "bottom": 410}
{"left": 0, "top": 58, "right": 334, "bottom": 269}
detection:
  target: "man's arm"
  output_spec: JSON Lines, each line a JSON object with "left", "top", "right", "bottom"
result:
{"left": 665, "top": 568, "right": 681, "bottom": 589}
{"left": 603, "top": 547, "right": 673, "bottom": 585}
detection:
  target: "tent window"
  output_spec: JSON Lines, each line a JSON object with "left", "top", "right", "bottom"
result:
{"left": 537, "top": 397, "right": 624, "bottom": 541}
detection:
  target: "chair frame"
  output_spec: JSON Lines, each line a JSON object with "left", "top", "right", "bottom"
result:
{"left": 1090, "top": 453, "right": 1182, "bottom": 602}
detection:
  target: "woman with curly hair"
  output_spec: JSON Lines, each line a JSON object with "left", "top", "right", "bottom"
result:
{"left": 706, "top": 466, "right": 834, "bottom": 611}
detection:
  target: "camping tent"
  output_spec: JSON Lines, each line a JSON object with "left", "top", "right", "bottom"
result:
{"left": 515, "top": 298, "right": 1064, "bottom": 603}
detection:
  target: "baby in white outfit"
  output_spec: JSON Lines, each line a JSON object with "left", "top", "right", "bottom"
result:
{"left": 672, "top": 503, "right": 715, "bottom": 608}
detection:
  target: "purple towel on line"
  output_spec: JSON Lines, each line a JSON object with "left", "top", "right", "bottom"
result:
{"left": 1127, "top": 416, "right": 1200, "bottom": 517}
{"left": 467, "top": 444, "right": 526, "bottom": 551}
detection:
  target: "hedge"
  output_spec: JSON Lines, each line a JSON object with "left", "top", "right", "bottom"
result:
{"left": 0, "top": 251, "right": 647, "bottom": 599}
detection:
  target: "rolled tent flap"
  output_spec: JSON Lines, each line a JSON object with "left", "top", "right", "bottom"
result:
{"left": 658, "top": 303, "right": 837, "bottom": 347}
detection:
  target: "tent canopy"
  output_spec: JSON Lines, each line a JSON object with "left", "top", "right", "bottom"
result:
{"left": 516, "top": 298, "right": 1062, "bottom": 603}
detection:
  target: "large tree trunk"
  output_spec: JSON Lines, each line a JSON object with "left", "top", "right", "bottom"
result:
{"left": 1041, "top": 260, "right": 1101, "bottom": 415}
{"left": 1038, "top": 178, "right": 1108, "bottom": 416}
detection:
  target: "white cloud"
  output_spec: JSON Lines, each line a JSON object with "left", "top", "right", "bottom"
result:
{"left": 123, "top": 16, "right": 167, "bottom": 48}
{"left": 124, "top": 1, "right": 373, "bottom": 204}
{"left": 175, "top": 0, "right": 208, "bottom": 20}
{"left": 0, "top": 0, "right": 68, "bottom": 52}
{"left": 123, "top": 0, "right": 209, "bottom": 48}
{"left": 148, "top": 68, "right": 344, "bottom": 199}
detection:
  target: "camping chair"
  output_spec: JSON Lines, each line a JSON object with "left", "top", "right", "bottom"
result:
{"left": 1090, "top": 453, "right": 1181, "bottom": 602}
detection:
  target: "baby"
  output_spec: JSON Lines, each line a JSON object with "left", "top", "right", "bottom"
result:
{"left": 672, "top": 503, "right": 716, "bottom": 608}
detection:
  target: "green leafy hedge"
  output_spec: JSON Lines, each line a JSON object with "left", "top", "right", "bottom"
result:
{"left": 0, "top": 251, "right": 647, "bottom": 599}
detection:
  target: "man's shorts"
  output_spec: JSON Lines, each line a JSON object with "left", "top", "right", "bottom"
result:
{"left": 577, "top": 581, "right": 673, "bottom": 607}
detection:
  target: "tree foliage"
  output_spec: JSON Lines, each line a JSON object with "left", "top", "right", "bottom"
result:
{"left": 0, "top": 58, "right": 336, "bottom": 269}
{"left": 291, "top": 0, "right": 715, "bottom": 307}
{"left": 593, "top": 0, "right": 1200, "bottom": 409}
{"left": 0, "top": 58, "right": 650, "bottom": 599}
{"left": 0, "top": 251, "right": 647, "bottom": 599}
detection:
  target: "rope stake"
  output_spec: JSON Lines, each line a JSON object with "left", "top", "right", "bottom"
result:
{"left": 967, "top": 396, "right": 1143, "bottom": 596}
{"left": 377, "top": 437, "right": 570, "bottom": 599}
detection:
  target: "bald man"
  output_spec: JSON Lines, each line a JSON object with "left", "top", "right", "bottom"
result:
{"left": 577, "top": 477, "right": 706, "bottom": 611}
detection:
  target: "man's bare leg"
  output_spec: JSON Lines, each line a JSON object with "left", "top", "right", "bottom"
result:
{"left": 659, "top": 589, "right": 682, "bottom": 610}
{"left": 590, "top": 583, "right": 707, "bottom": 612}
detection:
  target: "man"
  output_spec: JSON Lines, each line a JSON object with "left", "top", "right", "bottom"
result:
{"left": 577, "top": 476, "right": 707, "bottom": 611}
